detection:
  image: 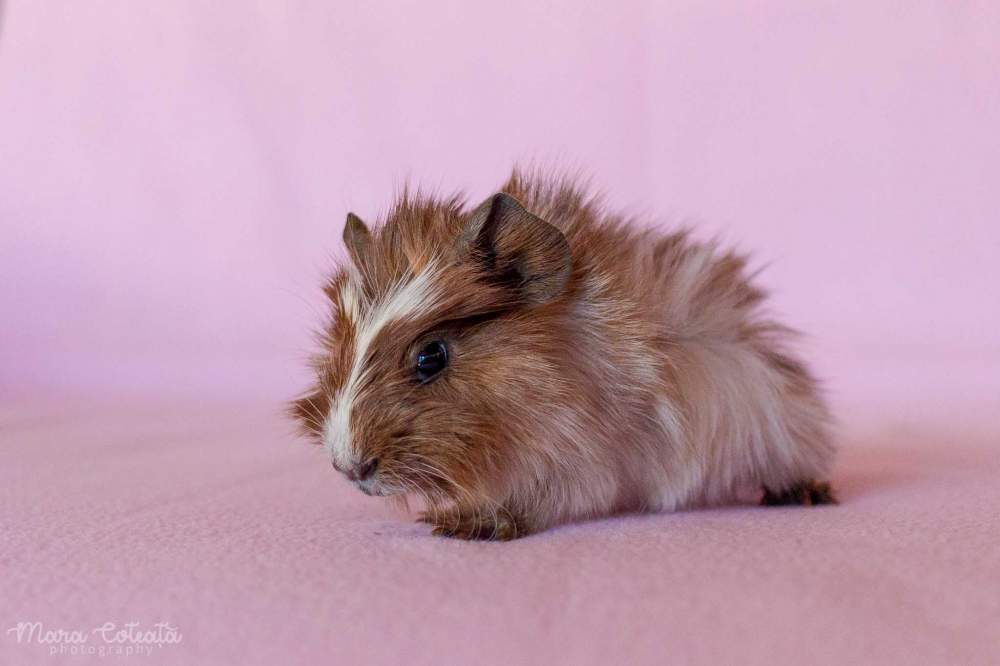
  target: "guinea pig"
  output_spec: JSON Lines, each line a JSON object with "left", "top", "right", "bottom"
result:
{"left": 291, "top": 168, "right": 836, "bottom": 540}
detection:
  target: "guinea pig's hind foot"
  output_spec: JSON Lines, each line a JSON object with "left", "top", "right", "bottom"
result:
{"left": 419, "top": 507, "right": 521, "bottom": 541}
{"left": 761, "top": 480, "right": 838, "bottom": 507}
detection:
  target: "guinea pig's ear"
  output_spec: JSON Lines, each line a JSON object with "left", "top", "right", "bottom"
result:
{"left": 342, "top": 212, "right": 371, "bottom": 262}
{"left": 459, "top": 193, "right": 572, "bottom": 304}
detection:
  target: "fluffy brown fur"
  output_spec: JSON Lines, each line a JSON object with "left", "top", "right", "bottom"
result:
{"left": 292, "top": 169, "right": 836, "bottom": 540}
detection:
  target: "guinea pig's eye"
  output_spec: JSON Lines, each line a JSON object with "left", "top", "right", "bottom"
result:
{"left": 415, "top": 340, "right": 448, "bottom": 383}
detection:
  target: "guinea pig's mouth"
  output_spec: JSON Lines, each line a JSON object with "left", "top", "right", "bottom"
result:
{"left": 355, "top": 477, "right": 380, "bottom": 496}
{"left": 332, "top": 458, "right": 402, "bottom": 497}
{"left": 353, "top": 475, "right": 403, "bottom": 498}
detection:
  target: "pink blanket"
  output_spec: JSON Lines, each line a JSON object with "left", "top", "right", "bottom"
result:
{"left": 3, "top": 383, "right": 998, "bottom": 665}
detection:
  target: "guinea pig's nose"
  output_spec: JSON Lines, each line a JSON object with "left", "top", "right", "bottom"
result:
{"left": 345, "top": 458, "right": 378, "bottom": 482}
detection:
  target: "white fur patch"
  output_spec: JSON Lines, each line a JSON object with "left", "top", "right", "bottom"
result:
{"left": 325, "top": 260, "right": 443, "bottom": 467}
{"left": 339, "top": 275, "right": 362, "bottom": 323}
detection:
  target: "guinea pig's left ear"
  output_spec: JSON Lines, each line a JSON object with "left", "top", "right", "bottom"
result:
{"left": 342, "top": 212, "right": 371, "bottom": 263}
{"left": 459, "top": 193, "right": 572, "bottom": 304}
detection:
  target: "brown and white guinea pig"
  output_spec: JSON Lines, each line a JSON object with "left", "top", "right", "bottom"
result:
{"left": 291, "top": 168, "right": 837, "bottom": 540}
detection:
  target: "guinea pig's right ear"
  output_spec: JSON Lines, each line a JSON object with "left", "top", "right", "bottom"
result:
{"left": 459, "top": 193, "right": 572, "bottom": 304}
{"left": 342, "top": 212, "right": 371, "bottom": 263}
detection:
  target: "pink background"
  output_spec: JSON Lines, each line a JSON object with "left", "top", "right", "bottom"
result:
{"left": 3, "top": 1, "right": 998, "bottom": 404}
{"left": 2, "top": 2, "right": 999, "bottom": 665}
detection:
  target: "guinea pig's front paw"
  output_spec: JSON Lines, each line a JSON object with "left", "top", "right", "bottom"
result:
{"left": 420, "top": 508, "right": 521, "bottom": 541}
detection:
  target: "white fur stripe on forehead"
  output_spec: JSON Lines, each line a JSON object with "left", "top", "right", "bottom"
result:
{"left": 324, "top": 259, "right": 444, "bottom": 466}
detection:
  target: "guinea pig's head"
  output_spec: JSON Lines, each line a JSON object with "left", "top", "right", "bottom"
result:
{"left": 291, "top": 192, "right": 572, "bottom": 500}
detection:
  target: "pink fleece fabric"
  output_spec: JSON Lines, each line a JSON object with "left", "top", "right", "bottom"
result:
{"left": 3, "top": 382, "right": 999, "bottom": 666}
{"left": 2, "top": 1, "right": 999, "bottom": 664}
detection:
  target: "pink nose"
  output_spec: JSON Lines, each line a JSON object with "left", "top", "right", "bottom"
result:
{"left": 344, "top": 459, "right": 377, "bottom": 482}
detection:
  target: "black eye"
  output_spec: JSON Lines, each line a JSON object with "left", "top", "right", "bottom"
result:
{"left": 415, "top": 340, "right": 448, "bottom": 383}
